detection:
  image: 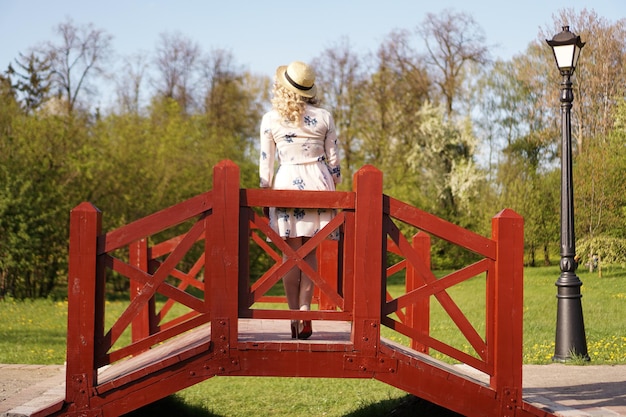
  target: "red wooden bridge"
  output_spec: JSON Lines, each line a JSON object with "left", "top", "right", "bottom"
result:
{"left": 44, "top": 160, "right": 556, "bottom": 417}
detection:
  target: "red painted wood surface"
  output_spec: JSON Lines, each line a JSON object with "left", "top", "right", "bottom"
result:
{"left": 56, "top": 160, "right": 554, "bottom": 417}
{"left": 66, "top": 202, "right": 101, "bottom": 409}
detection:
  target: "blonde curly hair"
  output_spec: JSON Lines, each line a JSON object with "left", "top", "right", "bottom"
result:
{"left": 271, "top": 82, "right": 320, "bottom": 123}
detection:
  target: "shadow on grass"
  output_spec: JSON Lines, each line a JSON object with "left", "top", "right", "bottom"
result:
{"left": 124, "top": 394, "right": 462, "bottom": 417}
{"left": 346, "top": 395, "right": 463, "bottom": 417}
{"left": 123, "top": 395, "right": 223, "bottom": 417}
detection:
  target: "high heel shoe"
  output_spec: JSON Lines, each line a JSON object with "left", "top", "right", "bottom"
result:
{"left": 290, "top": 320, "right": 298, "bottom": 339}
{"left": 289, "top": 320, "right": 313, "bottom": 339}
{"left": 299, "top": 320, "right": 313, "bottom": 339}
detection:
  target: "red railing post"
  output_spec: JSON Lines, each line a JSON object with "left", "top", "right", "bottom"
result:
{"left": 491, "top": 208, "right": 524, "bottom": 415}
{"left": 352, "top": 165, "right": 384, "bottom": 353}
{"left": 408, "top": 232, "right": 431, "bottom": 353}
{"left": 66, "top": 202, "right": 102, "bottom": 407}
{"left": 207, "top": 160, "right": 241, "bottom": 344}
{"left": 130, "top": 238, "right": 156, "bottom": 342}
{"left": 317, "top": 239, "right": 340, "bottom": 310}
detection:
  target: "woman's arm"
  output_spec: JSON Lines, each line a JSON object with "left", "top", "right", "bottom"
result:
{"left": 259, "top": 113, "right": 276, "bottom": 188}
{"left": 324, "top": 114, "right": 341, "bottom": 185}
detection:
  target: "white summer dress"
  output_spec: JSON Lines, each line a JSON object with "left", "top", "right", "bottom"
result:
{"left": 259, "top": 104, "right": 341, "bottom": 240}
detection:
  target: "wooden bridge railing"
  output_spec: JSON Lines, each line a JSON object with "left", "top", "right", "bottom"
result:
{"left": 65, "top": 159, "right": 532, "bottom": 416}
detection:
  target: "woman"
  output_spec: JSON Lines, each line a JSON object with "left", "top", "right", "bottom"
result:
{"left": 259, "top": 61, "right": 341, "bottom": 339}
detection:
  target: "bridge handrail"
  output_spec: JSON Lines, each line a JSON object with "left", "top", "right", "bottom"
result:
{"left": 99, "top": 190, "right": 213, "bottom": 254}
{"left": 66, "top": 159, "right": 524, "bottom": 410}
{"left": 385, "top": 196, "right": 496, "bottom": 259}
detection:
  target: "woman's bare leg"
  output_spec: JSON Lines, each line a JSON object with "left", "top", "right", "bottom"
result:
{"left": 283, "top": 237, "right": 303, "bottom": 310}
{"left": 298, "top": 237, "right": 316, "bottom": 309}
{"left": 283, "top": 237, "right": 316, "bottom": 339}
{"left": 283, "top": 237, "right": 317, "bottom": 310}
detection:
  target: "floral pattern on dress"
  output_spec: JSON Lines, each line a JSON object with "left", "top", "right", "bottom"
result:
{"left": 293, "top": 178, "right": 305, "bottom": 190}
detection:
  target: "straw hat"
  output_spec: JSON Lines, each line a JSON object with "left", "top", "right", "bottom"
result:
{"left": 275, "top": 61, "right": 317, "bottom": 98}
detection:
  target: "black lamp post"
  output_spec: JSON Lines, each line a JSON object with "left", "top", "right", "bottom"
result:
{"left": 546, "top": 25, "right": 589, "bottom": 362}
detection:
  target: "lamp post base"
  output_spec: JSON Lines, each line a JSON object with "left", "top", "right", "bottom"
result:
{"left": 553, "top": 271, "right": 589, "bottom": 362}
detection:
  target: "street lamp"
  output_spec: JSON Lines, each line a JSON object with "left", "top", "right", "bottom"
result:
{"left": 546, "top": 25, "right": 589, "bottom": 362}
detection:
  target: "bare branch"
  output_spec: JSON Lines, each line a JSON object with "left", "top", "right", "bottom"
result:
{"left": 418, "top": 9, "right": 489, "bottom": 116}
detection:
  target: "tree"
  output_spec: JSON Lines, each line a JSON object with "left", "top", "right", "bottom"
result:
{"left": 201, "top": 49, "right": 252, "bottom": 135}
{"left": 9, "top": 53, "right": 52, "bottom": 113}
{"left": 563, "top": 10, "right": 625, "bottom": 148}
{"left": 358, "top": 30, "right": 431, "bottom": 174}
{"left": 575, "top": 110, "right": 626, "bottom": 269}
{"left": 198, "top": 48, "right": 265, "bottom": 186}
{"left": 418, "top": 9, "right": 490, "bottom": 117}
{"left": 338, "top": 28, "right": 486, "bottom": 242}
{"left": 38, "top": 18, "right": 113, "bottom": 115}
{"left": 0, "top": 113, "right": 84, "bottom": 298}
{"left": 313, "top": 37, "right": 367, "bottom": 185}
{"left": 575, "top": 98, "right": 626, "bottom": 243}
{"left": 496, "top": 133, "right": 559, "bottom": 266}
{"left": 534, "top": 11, "right": 626, "bottom": 264}
{"left": 540, "top": 10, "right": 626, "bottom": 154}
{"left": 0, "top": 70, "right": 20, "bottom": 131}
{"left": 402, "top": 103, "right": 482, "bottom": 222}
{"left": 153, "top": 31, "right": 201, "bottom": 113}
{"left": 477, "top": 49, "right": 559, "bottom": 167}
{"left": 114, "top": 52, "right": 149, "bottom": 114}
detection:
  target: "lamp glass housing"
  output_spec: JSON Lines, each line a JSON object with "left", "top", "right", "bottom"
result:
{"left": 546, "top": 25, "right": 585, "bottom": 74}
{"left": 552, "top": 44, "right": 580, "bottom": 71}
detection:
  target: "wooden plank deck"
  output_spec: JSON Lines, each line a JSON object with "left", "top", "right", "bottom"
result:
{"left": 237, "top": 318, "right": 352, "bottom": 343}
{"left": 97, "top": 319, "right": 354, "bottom": 390}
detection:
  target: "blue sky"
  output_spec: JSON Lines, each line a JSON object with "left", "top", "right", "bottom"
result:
{"left": 1, "top": 0, "right": 623, "bottom": 78}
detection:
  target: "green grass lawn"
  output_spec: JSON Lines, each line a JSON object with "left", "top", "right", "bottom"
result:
{"left": 1, "top": 266, "right": 624, "bottom": 416}
{"left": 523, "top": 265, "right": 626, "bottom": 364}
